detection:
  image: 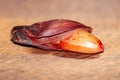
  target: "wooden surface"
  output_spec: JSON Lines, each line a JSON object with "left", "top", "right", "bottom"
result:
{"left": 0, "top": 0, "right": 120, "bottom": 80}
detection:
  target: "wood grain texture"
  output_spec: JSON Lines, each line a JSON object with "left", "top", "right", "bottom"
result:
{"left": 0, "top": 0, "right": 120, "bottom": 80}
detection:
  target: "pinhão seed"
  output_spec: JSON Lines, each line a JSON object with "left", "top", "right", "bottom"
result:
{"left": 11, "top": 19, "right": 104, "bottom": 54}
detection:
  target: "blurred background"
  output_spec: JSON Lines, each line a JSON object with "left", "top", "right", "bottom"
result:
{"left": 0, "top": 0, "right": 120, "bottom": 80}
{"left": 0, "top": 0, "right": 120, "bottom": 21}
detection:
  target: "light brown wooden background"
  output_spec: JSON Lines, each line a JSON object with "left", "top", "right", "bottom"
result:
{"left": 0, "top": 0, "right": 120, "bottom": 80}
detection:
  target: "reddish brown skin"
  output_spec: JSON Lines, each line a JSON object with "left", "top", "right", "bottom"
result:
{"left": 11, "top": 19, "right": 92, "bottom": 50}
